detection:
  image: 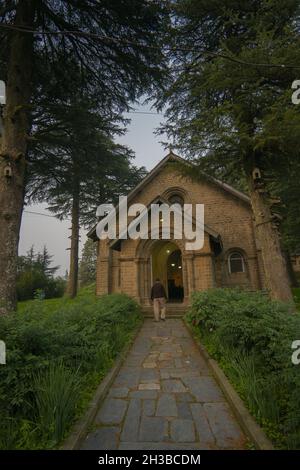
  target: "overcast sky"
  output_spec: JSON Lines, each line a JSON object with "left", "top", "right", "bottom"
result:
{"left": 19, "top": 103, "right": 167, "bottom": 276}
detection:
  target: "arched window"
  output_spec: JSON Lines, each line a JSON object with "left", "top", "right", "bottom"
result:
{"left": 168, "top": 194, "right": 184, "bottom": 206}
{"left": 228, "top": 252, "right": 245, "bottom": 274}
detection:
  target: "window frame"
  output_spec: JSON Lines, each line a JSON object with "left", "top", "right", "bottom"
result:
{"left": 168, "top": 194, "right": 184, "bottom": 206}
{"left": 228, "top": 251, "right": 245, "bottom": 274}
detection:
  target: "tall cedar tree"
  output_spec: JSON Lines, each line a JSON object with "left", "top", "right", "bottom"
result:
{"left": 0, "top": 0, "right": 168, "bottom": 313}
{"left": 79, "top": 238, "right": 97, "bottom": 286}
{"left": 26, "top": 56, "right": 146, "bottom": 298}
{"left": 26, "top": 94, "right": 146, "bottom": 298}
{"left": 17, "top": 245, "right": 58, "bottom": 277}
{"left": 160, "top": 0, "right": 300, "bottom": 303}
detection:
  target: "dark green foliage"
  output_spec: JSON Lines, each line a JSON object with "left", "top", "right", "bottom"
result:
{"left": 17, "top": 271, "right": 66, "bottom": 302}
{"left": 26, "top": 60, "right": 147, "bottom": 298}
{"left": 0, "top": 292, "right": 141, "bottom": 449}
{"left": 271, "top": 160, "right": 300, "bottom": 254}
{"left": 26, "top": 80, "right": 148, "bottom": 228}
{"left": 0, "top": 0, "right": 169, "bottom": 311}
{"left": 43, "top": 277, "right": 66, "bottom": 300}
{"left": 34, "top": 363, "right": 81, "bottom": 445}
{"left": 159, "top": 0, "right": 300, "bottom": 260}
{"left": 17, "top": 246, "right": 65, "bottom": 301}
{"left": 187, "top": 288, "right": 300, "bottom": 448}
{"left": 293, "top": 288, "right": 300, "bottom": 311}
{"left": 1, "top": 1, "right": 169, "bottom": 109}
{"left": 79, "top": 239, "right": 97, "bottom": 286}
{"left": 17, "top": 270, "right": 48, "bottom": 301}
{"left": 161, "top": 0, "right": 300, "bottom": 162}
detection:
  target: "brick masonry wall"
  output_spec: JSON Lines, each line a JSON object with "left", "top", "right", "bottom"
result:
{"left": 96, "top": 162, "right": 265, "bottom": 301}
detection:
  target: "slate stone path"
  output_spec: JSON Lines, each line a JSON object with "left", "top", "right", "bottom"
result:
{"left": 81, "top": 319, "right": 247, "bottom": 450}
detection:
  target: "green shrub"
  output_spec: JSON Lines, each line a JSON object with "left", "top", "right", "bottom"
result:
{"left": 34, "top": 362, "right": 81, "bottom": 445}
{"left": 187, "top": 288, "right": 300, "bottom": 449}
{"left": 44, "top": 277, "right": 66, "bottom": 299}
{"left": 0, "top": 292, "right": 141, "bottom": 449}
{"left": 293, "top": 287, "right": 300, "bottom": 311}
{"left": 17, "top": 270, "right": 48, "bottom": 301}
{"left": 17, "top": 271, "right": 66, "bottom": 301}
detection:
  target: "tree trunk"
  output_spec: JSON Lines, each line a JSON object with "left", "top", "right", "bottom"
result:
{"left": 248, "top": 175, "right": 294, "bottom": 303}
{"left": 66, "top": 181, "right": 80, "bottom": 298}
{"left": 284, "top": 250, "right": 299, "bottom": 288}
{"left": 0, "top": 1, "right": 36, "bottom": 314}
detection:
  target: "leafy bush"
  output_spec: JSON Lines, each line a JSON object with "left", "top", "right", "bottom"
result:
{"left": 17, "top": 271, "right": 66, "bottom": 301}
{"left": 44, "top": 277, "right": 66, "bottom": 299}
{"left": 293, "top": 287, "right": 300, "bottom": 311}
{"left": 17, "top": 246, "right": 66, "bottom": 301}
{"left": 187, "top": 288, "right": 300, "bottom": 448}
{"left": 0, "top": 292, "right": 141, "bottom": 449}
{"left": 34, "top": 363, "right": 80, "bottom": 445}
{"left": 17, "top": 270, "right": 48, "bottom": 301}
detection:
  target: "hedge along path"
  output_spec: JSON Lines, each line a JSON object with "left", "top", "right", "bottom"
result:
{"left": 79, "top": 318, "right": 251, "bottom": 450}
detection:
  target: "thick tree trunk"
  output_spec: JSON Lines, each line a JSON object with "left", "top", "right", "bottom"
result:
{"left": 66, "top": 182, "right": 80, "bottom": 298}
{"left": 284, "top": 250, "right": 299, "bottom": 288}
{"left": 248, "top": 176, "right": 294, "bottom": 303}
{"left": 0, "top": 1, "right": 35, "bottom": 314}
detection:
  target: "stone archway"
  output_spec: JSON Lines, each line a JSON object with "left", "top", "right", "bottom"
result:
{"left": 136, "top": 238, "right": 189, "bottom": 306}
{"left": 151, "top": 241, "right": 184, "bottom": 302}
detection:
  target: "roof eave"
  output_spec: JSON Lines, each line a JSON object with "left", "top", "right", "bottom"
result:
{"left": 87, "top": 151, "right": 251, "bottom": 240}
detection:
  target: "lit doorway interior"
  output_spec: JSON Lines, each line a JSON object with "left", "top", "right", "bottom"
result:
{"left": 151, "top": 241, "right": 184, "bottom": 303}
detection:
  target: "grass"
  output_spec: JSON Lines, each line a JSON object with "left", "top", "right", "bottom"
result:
{"left": 188, "top": 320, "right": 285, "bottom": 447}
{"left": 17, "top": 283, "right": 97, "bottom": 314}
{"left": 186, "top": 288, "right": 300, "bottom": 449}
{"left": 0, "top": 284, "right": 142, "bottom": 449}
{"left": 34, "top": 362, "right": 81, "bottom": 446}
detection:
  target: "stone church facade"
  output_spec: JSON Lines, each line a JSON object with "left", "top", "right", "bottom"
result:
{"left": 88, "top": 152, "right": 266, "bottom": 306}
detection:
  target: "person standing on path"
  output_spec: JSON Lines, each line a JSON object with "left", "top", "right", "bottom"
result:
{"left": 150, "top": 278, "right": 167, "bottom": 322}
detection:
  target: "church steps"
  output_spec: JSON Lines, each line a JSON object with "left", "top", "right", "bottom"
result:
{"left": 141, "top": 304, "right": 187, "bottom": 318}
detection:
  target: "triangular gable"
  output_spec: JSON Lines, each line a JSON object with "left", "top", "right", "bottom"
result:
{"left": 87, "top": 151, "right": 250, "bottom": 240}
{"left": 108, "top": 194, "right": 222, "bottom": 251}
{"left": 121, "top": 150, "right": 250, "bottom": 207}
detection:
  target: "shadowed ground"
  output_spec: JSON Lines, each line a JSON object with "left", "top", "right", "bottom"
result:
{"left": 80, "top": 319, "right": 247, "bottom": 450}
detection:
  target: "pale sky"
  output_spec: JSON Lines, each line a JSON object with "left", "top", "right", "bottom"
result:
{"left": 19, "top": 103, "right": 167, "bottom": 276}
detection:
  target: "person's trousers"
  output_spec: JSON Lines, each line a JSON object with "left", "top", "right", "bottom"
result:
{"left": 153, "top": 297, "right": 166, "bottom": 321}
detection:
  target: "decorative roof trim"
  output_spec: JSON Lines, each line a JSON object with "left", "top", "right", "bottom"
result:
{"left": 87, "top": 151, "right": 250, "bottom": 240}
{"left": 108, "top": 194, "right": 221, "bottom": 249}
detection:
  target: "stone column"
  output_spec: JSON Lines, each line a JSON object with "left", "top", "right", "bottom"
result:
{"left": 182, "top": 256, "right": 190, "bottom": 304}
{"left": 186, "top": 254, "right": 195, "bottom": 302}
{"left": 144, "top": 258, "right": 152, "bottom": 306}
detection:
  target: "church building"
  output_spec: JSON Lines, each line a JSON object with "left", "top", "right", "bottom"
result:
{"left": 88, "top": 152, "right": 265, "bottom": 308}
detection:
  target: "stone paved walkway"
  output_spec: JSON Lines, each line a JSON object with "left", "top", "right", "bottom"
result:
{"left": 81, "top": 319, "right": 247, "bottom": 450}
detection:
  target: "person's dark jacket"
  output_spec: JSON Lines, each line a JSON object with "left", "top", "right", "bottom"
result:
{"left": 151, "top": 282, "right": 167, "bottom": 300}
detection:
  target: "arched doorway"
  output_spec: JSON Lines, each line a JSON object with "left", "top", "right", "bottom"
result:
{"left": 151, "top": 241, "right": 184, "bottom": 303}
{"left": 167, "top": 249, "right": 184, "bottom": 302}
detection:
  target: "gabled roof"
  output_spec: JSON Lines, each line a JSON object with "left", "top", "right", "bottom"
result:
{"left": 87, "top": 150, "right": 250, "bottom": 240}
{"left": 122, "top": 150, "right": 250, "bottom": 205}
{"left": 108, "top": 194, "right": 221, "bottom": 251}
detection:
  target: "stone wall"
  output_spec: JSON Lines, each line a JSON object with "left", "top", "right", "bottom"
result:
{"left": 96, "top": 162, "right": 265, "bottom": 302}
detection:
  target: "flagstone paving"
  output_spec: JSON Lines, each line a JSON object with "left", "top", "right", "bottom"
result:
{"left": 80, "top": 319, "right": 247, "bottom": 450}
